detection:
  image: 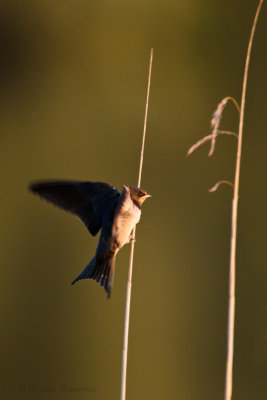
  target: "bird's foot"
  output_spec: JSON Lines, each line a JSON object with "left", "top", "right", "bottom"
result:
{"left": 129, "top": 234, "right": 136, "bottom": 242}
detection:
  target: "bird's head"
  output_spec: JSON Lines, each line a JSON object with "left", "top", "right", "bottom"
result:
{"left": 124, "top": 185, "right": 151, "bottom": 207}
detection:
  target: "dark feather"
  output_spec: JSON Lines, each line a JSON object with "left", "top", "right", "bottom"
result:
{"left": 71, "top": 253, "right": 116, "bottom": 298}
{"left": 29, "top": 180, "right": 120, "bottom": 236}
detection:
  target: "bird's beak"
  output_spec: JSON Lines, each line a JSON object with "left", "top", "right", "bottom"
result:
{"left": 144, "top": 193, "right": 152, "bottom": 199}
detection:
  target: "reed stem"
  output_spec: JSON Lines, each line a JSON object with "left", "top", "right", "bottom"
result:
{"left": 224, "top": 2, "right": 263, "bottom": 399}
{"left": 120, "top": 48, "right": 153, "bottom": 400}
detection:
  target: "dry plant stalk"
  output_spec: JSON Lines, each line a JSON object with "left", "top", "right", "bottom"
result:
{"left": 224, "top": 2, "right": 264, "bottom": 400}
{"left": 187, "top": 1, "right": 264, "bottom": 400}
{"left": 120, "top": 48, "right": 153, "bottom": 400}
{"left": 187, "top": 96, "right": 240, "bottom": 158}
{"left": 208, "top": 180, "right": 234, "bottom": 193}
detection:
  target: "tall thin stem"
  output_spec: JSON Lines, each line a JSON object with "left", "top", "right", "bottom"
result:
{"left": 120, "top": 48, "right": 153, "bottom": 400}
{"left": 224, "top": 2, "right": 263, "bottom": 400}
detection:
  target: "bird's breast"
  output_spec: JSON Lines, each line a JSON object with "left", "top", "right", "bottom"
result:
{"left": 113, "top": 205, "right": 141, "bottom": 249}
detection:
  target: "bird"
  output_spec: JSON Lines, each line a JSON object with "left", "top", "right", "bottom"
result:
{"left": 29, "top": 180, "right": 151, "bottom": 298}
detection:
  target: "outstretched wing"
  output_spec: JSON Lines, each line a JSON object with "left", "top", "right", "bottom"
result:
{"left": 29, "top": 180, "right": 120, "bottom": 236}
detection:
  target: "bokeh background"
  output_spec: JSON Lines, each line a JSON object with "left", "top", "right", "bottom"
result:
{"left": 0, "top": 1, "right": 266, "bottom": 399}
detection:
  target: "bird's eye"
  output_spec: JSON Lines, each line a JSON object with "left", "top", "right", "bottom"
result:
{"left": 138, "top": 191, "right": 143, "bottom": 197}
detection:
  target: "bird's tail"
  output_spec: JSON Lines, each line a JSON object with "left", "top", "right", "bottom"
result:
{"left": 71, "top": 253, "right": 116, "bottom": 298}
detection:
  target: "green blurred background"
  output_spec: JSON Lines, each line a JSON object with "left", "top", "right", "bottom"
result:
{"left": 0, "top": 1, "right": 266, "bottom": 399}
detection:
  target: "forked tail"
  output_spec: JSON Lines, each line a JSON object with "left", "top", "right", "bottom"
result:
{"left": 71, "top": 253, "right": 116, "bottom": 298}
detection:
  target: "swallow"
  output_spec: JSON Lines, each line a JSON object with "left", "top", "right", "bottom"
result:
{"left": 29, "top": 180, "right": 151, "bottom": 298}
